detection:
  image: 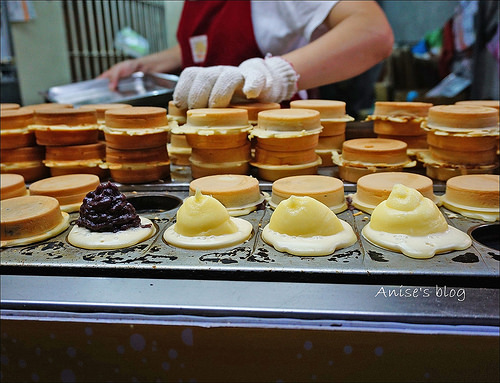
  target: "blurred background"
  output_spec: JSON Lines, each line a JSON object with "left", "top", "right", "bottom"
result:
{"left": 1, "top": 1, "right": 498, "bottom": 115}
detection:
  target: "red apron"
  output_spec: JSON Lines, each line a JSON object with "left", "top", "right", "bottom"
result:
{"left": 176, "top": 1, "right": 263, "bottom": 68}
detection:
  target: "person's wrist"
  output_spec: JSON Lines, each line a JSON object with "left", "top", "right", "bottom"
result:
{"left": 132, "top": 58, "right": 145, "bottom": 73}
{"left": 265, "top": 56, "right": 299, "bottom": 100}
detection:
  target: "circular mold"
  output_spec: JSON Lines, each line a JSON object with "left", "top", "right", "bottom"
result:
{"left": 468, "top": 224, "right": 500, "bottom": 251}
{"left": 126, "top": 194, "right": 182, "bottom": 213}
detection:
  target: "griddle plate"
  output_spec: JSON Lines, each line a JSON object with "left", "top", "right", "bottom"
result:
{"left": 1, "top": 187, "right": 498, "bottom": 284}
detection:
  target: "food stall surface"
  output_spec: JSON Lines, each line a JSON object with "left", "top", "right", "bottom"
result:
{"left": 1, "top": 168, "right": 499, "bottom": 382}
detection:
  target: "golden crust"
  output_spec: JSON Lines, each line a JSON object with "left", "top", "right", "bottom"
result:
{"left": 426, "top": 104, "right": 499, "bottom": 131}
{"left": 254, "top": 146, "right": 317, "bottom": 166}
{"left": 105, "top": 106, "right": 168, "bottom": 129}
{"left": 271, "top": 175, "right": 346, "bottom": 211}
{"left": 373, "top": 119, "right": 427, "bottom": 136}
{"left": 29, "top": 174, "right": 100, "bottom": 198}
{"left": 106, "top": 145, "right": 169, "bottom": 164}
{"left": 79, "top": 103, "right": 132, "bottom": 121}
{"left": 104, "top": 128, "right": 169, "bottom": 150}
{"left": 34, "top": 127, "right": 99, "bottom": 146}
{"left": 341, "top": 138, "right": 409, "bottom": 165}
{"left": 230, "top": 102, "right": 281, "bottom": 122}
{"left": 1, "top": 109, "right": 34, "bottom": 130}
{"left": 45, "top": 142, "right": 106, "bottom": 162}
{"left": 185, "top": 130, "right": 249, "bottom": 149}
{"left": 190, "top": 142, "right": 251, "bottom": 163}
{"left": 0, "top": 129, "right": 36, "bottom": 149}
{"left": 1, "top": 195, "right": 67, "bottom": 241}
{"left": 34, "top": 108, "right": 97, "bottom": 126}
{"left": 189, "top": 174, "right": 261, "bottom": 208}
{"left": 109, "top": 162, "right": 171, "bottom": 183}
{"left": 0, "top": 174, "right": 27, "bottom": 200}
{"left": 257, "top": 108, "right": 321, "bottom": 132}
{"left": 252, "top": 157, "right": 322, "bottom": 181}
{"left": 190, "top": 160, "right": 250, "bottom": 179}
{"left": 186, "top": 108, "right": 249, "bottom": 128}
{"left": 352, "top": 172, "right": 437, "bottom": 212}
{"left": 255, "top": 134, "right": 319, "bottom": 152}
{"left": 290, "top": 99, "right": 351, "bottom": 120}
{"left": 1, "top": 146, "right": 45, "bottom": 163}
{"left": 369, "top": 101, "right": 433, "bottom": 120}
{"left": 444, "top": 174, "right": 499, "bottom": 209}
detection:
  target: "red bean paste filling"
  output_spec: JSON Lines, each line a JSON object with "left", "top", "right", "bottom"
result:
{"left": 76, "top": 181, "right": 150, "bottom": 232}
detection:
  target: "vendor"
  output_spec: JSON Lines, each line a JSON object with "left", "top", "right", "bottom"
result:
{"left": 99, "top": 1, "right": 394, "bottom": 109}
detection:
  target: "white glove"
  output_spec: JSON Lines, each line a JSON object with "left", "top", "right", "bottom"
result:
{"left": 173, "top": 56, "right": 299, "bottom": 109}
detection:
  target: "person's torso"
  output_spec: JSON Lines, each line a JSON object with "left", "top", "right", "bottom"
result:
{"left": 176, "top": 1, "right": 338, "bottom": 68}
{"left": 177, "top": 0, "right": 262, "bottom": 68}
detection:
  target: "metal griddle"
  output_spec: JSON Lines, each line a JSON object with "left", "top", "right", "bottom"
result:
{"left": 2, "top": 168, "right": 498, "bottom": 288}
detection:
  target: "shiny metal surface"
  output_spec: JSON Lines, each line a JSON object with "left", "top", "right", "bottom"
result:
{"left": 1, "top": 170, "right": 498, "bottom": 326}
{"left": 1, "top": 186, "right": 498, "bottom": 283}
{"left": 1, "top": 275, "right": 499, "bottom": 326}
{"left": 43, "top": 72, "right": 178, "bottom": 107}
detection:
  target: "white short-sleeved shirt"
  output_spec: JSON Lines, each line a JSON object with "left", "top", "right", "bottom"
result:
{"left": 251, "top": 1, "right": 339, "bottom": 56}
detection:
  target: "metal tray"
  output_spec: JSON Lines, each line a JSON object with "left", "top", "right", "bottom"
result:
{"left": 2, "top": 177, "right": 498, "bottom": 287}
{"left": 42, "top": 72, "right": 178, "bottom": 107}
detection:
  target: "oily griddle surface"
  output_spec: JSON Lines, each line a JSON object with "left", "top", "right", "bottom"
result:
{"left": 1, "top": 185, "right": 498, "bottom": 287}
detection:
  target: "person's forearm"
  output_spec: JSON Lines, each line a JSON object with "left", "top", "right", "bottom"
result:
{"left": 282, "top": 1, "right": 394, "bottom": 91}
{"left": 136, "top": 44, "right": 183, "bottom": 74}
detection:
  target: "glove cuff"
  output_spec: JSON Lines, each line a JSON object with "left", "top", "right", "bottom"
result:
{"left": 264, "top": 56, "right": 299, "bottom": 102}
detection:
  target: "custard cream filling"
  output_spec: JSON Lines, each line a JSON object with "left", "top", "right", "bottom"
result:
{"left": 0, "top": 127, "right": 32, "bottom": 135}
{"left": 416, "top": 151, "right": 499, "bottom": 169}
{"left": 366, "top": 115, "right": 427, "bottom": 123}
{"left": 362, "top": 184, "right": 472, "bottom": 259}
{"left": 30, "top": 124, "right": 99, "bottom": 131}
{"left": 44, "top": 159, "right": 104, "bottom": 168}
{"left": 421, "top": 122, "right": 499, "bottom": 136}
{"left": 103, "top": 125, "right": 171, "bottom": 135}
{"left": 172, "top": 124, "right": 252, "bottom": 135}
{"left": 316, "top": 149, "right": 341, "bottom": 154}
{"left": 251, "top": 157, "right": 322, "bottom": 170}
{"left": 167, "top": 116, "right": 186, "bottom": 125}
{"left": 189, "top": 159, "right": 249, "bottom": 168}
{"left": 331, "top": 151, "right": 416, "bottom": 168}
{"left": 163, "top": 190, "right": 253, "bottom": 249}
{"left": 1, "top": 161, "right": 43, "bottom": 170}
{"left": 167, "top": 144, "right": 192, "bottom": 155}
{"left": 103, "top": 161, "right": 170, "bottom": 170}
{"left": 321, "top": 115, "right": 355, "bottom": 123}
{"left": 350, "top": 192, "right": 440, "bottom": 215}
{"left": 250, "top": 127, "right": 322, "bottom": 139}
{"left": 262, "top": 196, "right": 356, "bottom": 256}
{"left": 268, "top": 197, "right": 347, "bottom": 214}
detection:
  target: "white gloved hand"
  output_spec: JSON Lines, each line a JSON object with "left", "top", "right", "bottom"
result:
{"left": 173, "top": 56, "right": 298, "bottom": 109}
{"left": 238, "top": 56, "right": 299, "bottom": 103}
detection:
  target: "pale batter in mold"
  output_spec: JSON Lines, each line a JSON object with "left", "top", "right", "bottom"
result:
{"left": 362, "top": 184, "right": 471, "bottom": 259}
{"left": 67, "top": 182, "right": 155, "bottom": 250}
{"left": 163, "top": 190, "right": 253, "bottom": 249}
{"left": 262, "top": 195, "right": 356, "bottom": 256}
